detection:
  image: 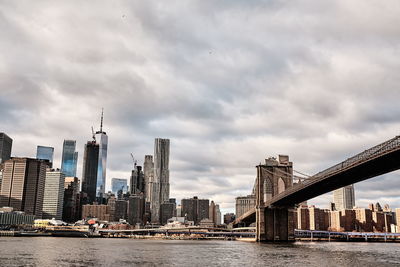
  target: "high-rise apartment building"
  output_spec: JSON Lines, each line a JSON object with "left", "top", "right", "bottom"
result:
{"left": 149, "top": 138, "right": 170, "bottom": 223}
{"left": 0, "top": 133, "right": 12, "bottom": 164}
{"left": 0, "top": 158, "right": 46, "bottom": 217}
{"left": 181, "top": 196, "right": 209, "bottom": 225}
{"left": 112, "top": 178, "right": 128, "bottom": 194}
{"left": 333, "top": 184, "right": 355, "bottom": 210}
{"left": 36, "top": 146, "right": 54, "bottom": 167}
{"left": 42, "top": 169, "right": 65, "bottom": 220}
{"left": 61, "top": 140, "right": 78, "bottom": 177}
{"left": 82, "top": 140, "right": 99, "bottom": 204}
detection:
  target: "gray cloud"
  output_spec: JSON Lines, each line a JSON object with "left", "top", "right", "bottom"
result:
{"left": 1, "top": 1, "right": 400, "bottom": 214}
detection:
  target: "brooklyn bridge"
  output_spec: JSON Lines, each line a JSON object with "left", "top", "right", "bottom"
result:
{"left": 234, "top": 135, "right": 400, "bottom": 241}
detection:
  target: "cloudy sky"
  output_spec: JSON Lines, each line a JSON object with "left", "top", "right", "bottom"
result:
{"left": 1, "top": 1, "right": 400, "bottom": 214}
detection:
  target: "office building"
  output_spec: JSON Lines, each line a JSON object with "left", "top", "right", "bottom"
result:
{"left": 160, "top": 202, "right": 175, "bottom": 225}
{"left": 128, "top": 194, "right": 145, "bottom": 226}
{"left": 95, "top": 110, "right": 108, "bottom": 202}
{"left": 143, "top": 155, "right": 154, "bottom": 202}
{"left": 36, "top": 146, "right": 54, "bottom": 168}
{"left": 333, "top": 184, "right": 355, "bottom": 210}
{"left": 112, "top": 178, "right": 128, "bottom": 194}
{"left": 181, "top": 196, "right": 209, "bottom": 225}
{"left": 0, "top": 158, "right": 46, "bottom": 217}
{"left": 42, "top": 169, "right": 65, "bottom": 220}
{"left": 235, "top": 195, "right": 256, "bottom": 218}
{"left": 209, "top": 201, "right": 221, "bottom": 225}
{"left": 215, "top": 204, "right": 221, "bottom": 225}
{"left": 61, "top": 140, "right": 78, "bottom": 177}
{"left": 130, "top": 166, "right": 145, "bottom": 195}
{"left": 0, "top": 133, "right": 12, "bottom": 164}
{"left": 82, "top": 140, "right": 99, "bottom": 204}
{"left": 114, "top": 200, "right": 128, "bottom": 221}
{"left": 148, "top": 138, "right": 170, "bottom": 223}
{"left": 63, "top": 177, "right": 80, "bottom": 222}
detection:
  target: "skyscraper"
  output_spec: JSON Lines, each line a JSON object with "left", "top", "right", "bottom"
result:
{"left": 333, "top": 184, "right": 355, "bottom": 210}
{"left": 61, "top": 140, "right": 78, "bottom": 177}
{"left": 82, "top": 140, "right": 99, "bottom": 204}
{"left": 149, "top": 138, "right": 170, "bottom": 223}
{"left": 0, "top": 158, "right": 47, "bottom": 217}
{"left": 112, "top": 178, "right": 128, "bottom": 194}
{"left": 42, "top": 169, "right": 65, "bottom": 220}
{"left": 36, "top": 146, "right": 54, "bottom": 168}
{"left": 0, "top": 133, "right": 12, "bottom": 164}
{"left": 130, "top": 165, "right": 144, "bottom": 195}
{"left": 82, "top": 110, "right": 108, "bottom": 204}
{"left": 181, "top": 196, "right": 209, "bottom": 225}
{"left": 95, "top": 110, "right": 108, "bottom": 201}
{"left": 144, "top": 155, "right": 154, "bottom": 202}
{"left": 63, "top": 177, "right": 80, "bottom": 222}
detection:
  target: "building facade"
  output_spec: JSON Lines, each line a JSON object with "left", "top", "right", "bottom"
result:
{"left": 63, "top": 177, "right": 80, "bottom": 222}
{"left": 130, "top": 166, "right": 145, "bottom": 195}
{"left": 235, "top": 195, "right": 256, "bottom": 218}
{"left": 144, "top": 155, "right": 154, "bottom": 202}
{"left": 0, "top": 158, "right": 47, "bottom": 217}
{"left": 61, "top": 140, "right": 78, "bottom": 177}
{"left": 0, "top": 133, "right": 12, "bottom": 164}
{"left": 36, "top": 146, "right": 54, "bottom": 168}
{"left": 112, "top": 178, "right": 128, "bottom": 194}
{"left": 127, "top": 194, "right": 145, "bottom": 226}
{"left": 82, "top": 204, "right": 111, "bottom": 221}
{"left": 42, "top": 169, "right": 65, "bottom": 220}
{"left": 333, "top": 184, "right": 355, "bottom": 210}
{"left": 148, "top": 138, "right": 170, "bottom": 223}
{"left": 82, "top": 141, "right": 99, "bottom": 204}
{"left": 181, "top": 196, "right": 209, "bottom": 225}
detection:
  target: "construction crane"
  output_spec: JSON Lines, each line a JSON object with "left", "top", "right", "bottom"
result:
{"left": 130, "top": 153, "right": 137, "bottom": 168}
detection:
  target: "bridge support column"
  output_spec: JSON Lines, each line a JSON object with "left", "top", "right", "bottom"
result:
{"left": 256, "top": 206, "right": 295, "bottom": 242}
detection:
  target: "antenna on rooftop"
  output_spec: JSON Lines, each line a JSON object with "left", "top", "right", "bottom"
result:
{"left": 91, "top": 126, "right": 96, "bottom": 142}
{"left": 100, "top": 108, "right": 104, "bottom": 132}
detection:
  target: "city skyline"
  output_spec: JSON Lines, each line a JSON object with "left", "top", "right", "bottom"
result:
{"left": 1, "top": 1, "right": 400, "bottom": 215}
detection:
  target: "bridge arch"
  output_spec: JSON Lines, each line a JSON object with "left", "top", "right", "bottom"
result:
{"left": 278, "top": 177, "right": 285, "bottom": 194}
{"left": 263, "top": 178, "right": 273, "bottom": 202}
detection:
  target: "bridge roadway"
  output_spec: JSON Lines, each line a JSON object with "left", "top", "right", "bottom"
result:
{"left": 235, "top": 135, "right": 400, "bottom": 225}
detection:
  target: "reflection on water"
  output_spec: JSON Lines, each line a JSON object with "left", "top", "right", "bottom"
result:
{"left": 0, "top": 238, "right": 399, "bottom": 266}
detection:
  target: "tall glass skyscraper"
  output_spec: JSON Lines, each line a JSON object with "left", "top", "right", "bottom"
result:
{"left": 82, "top": 140, "right": 99, "bottom": 204}
{"left": 61, "top": 140, "right": 78, "bottom": 177}
{"left": 95, "top": 110, "right": 108, "bottom": 200}
{"left": 112, "top": 178, "right": 128, "bottom": 194}
{"left": 81, "top": 110, "right": 108, "bottom": 204}
{"left": 36, "top": 146, "right": 54, "bottom": 167}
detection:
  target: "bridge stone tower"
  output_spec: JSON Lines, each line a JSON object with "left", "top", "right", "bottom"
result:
{"left": 256, "top": 155, "right": 295, "bottom": 241}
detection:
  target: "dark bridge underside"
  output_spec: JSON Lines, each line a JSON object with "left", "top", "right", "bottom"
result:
{"left": 271, "top": 148, "right": 400, "bottom": 207}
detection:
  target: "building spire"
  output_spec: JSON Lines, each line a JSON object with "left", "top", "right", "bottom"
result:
{"left": 100, "top": 108, "right": 104, "bottom": 132}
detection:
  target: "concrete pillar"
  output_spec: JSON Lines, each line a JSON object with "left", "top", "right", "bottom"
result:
{"left": 257, "top": 206, "right": 295, "bottom": 242}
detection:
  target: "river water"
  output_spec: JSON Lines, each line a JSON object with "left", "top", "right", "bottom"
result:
{"left": 0, "top": 237, "right": 399, "bottom": 266}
